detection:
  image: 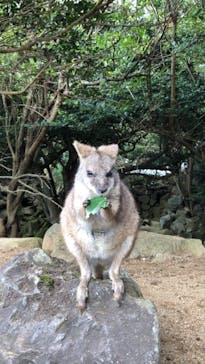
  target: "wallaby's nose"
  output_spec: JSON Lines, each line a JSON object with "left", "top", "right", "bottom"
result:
{"left": 99, "top": 188, "right": 107, "bottom": 194}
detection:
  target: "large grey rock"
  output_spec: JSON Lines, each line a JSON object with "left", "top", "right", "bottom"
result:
{"left": 131, "top": 231, "right": 205, "bottom": 258}
{"left": 42, "top": 223, "right": 74, "bottom": 263}
{"left": 0, "top": 249, "right": 160, "bottom": 364}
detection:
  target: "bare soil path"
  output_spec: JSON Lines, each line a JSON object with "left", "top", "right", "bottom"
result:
{"left": 124, "top": 255, "right": 205, "bottom": 364}
{"left": 1, "top": 249, "right": 204, "bottom": 363}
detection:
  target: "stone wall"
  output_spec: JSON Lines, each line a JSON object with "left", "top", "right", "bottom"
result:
{"left": 125, "top": 175, "right": 205, "bottom": 243}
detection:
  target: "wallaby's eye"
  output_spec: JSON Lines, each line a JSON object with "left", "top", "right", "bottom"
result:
{"left": 87, "top": 170, "right": 94, "bottom": 177}
{"left": 106, "top": 170, "right": 113, "bottom": 178}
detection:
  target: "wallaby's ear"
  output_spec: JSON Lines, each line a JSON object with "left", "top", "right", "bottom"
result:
{"left": 73, "top": 141, "right": 96, "bottom": 159}
{"left": 98, "top": 144, "right": 119, "bottom": 160}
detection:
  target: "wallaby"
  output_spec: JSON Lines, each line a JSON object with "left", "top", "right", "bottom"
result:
{"left": 60, "top": 141, "right": 140, "bottom": 311}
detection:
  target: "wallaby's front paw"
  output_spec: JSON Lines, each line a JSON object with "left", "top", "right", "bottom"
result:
{"left": 112, "top": 279, "right": 124, "bottom": 304}
{"left": 104, "top": 197, "right": 112, "bottom": 208}
{"left": 82, "top": 199, "right": 90, "bottom": 208}
{"left": 77, "top": 283, "right": 88, "bottom": 312}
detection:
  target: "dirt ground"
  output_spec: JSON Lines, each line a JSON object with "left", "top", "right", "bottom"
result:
{"left": 124, "top": 255, "right": 205, "bottom": 364}
{"left": 1, "top": 248, "right": 204, "bottom": 364}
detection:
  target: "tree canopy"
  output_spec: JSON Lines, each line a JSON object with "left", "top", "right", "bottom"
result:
{"left": 0, "top": 0, "right": 204, "bottom": 236}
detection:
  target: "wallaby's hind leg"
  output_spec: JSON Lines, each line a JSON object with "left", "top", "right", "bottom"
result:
{"left": 76, "top": 266, "right": 92, "bottom": 311}
{"left": 109, "top": 235, "right": 135, "bottom": 303}
{"left": 109, "top": 269, "right": 124, "bottom": 303}
{"left": 63, "top": 233, "right": 91, "bottom": 311}
{"left": 77, "top": 261, "right": 92, "bottom": 312}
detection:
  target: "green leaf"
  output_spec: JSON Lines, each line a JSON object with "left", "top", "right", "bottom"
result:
{"left": 86, "top": 196, "right": 109, "bottom": 219}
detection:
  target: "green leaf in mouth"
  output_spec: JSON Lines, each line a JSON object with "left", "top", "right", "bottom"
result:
{"left": 86, "top": 196, "right": 109, "bottom": 219}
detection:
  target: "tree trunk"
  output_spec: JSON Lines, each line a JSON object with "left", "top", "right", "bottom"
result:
{"left": 3, "top": 72, "right": 66, "bottom": 237}
{"left": 169, "top": 50, "right": 176, "bottom": 130}
{"left": 6, "top": 184, "right": 23, "bottom": 237}
{"left": 168, "top": 1, "right": 177, "bottom": 131}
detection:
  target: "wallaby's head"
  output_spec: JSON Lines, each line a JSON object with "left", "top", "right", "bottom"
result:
{"left": 73, "top": 141, "right": 119, "bottom": 196}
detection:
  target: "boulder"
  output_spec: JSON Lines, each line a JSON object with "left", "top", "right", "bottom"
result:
{"left": 0, "top": 249, "right": 160, "bottom": 364}
{"left": 175, "top": 208, "right": 188, "bottom": 219}
{"left": 0, "top": 237, "right": 42, "bottom": 250}
{"left": 167, "top": 194, "right": 183, "bottom": 212}
{"left": 131, "top": 231, "right": 205, "bottom": 258}
{"left": 159, "top": 213, "right": 175, "bottom": 229}
{"left": 42, "top": 224, "right": 205, "bottom": 263}
{"left": 170, "top": 220, "right": 186, "bottom": 235}
{"left": 42, "top": 223, "right": 74, "bottom": 263}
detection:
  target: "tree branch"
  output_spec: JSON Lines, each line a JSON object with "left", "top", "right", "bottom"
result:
{"left": 24, "top": 71, "right": 66, "bottom": 162}
{"left": 0, "top": 65, "right": 48, "bottom": 95}
{"left": 0, "top": 182, "right": 62, "bottom": 210}
{"left": 2, "top": 95, "right": 15, "bottom": 162}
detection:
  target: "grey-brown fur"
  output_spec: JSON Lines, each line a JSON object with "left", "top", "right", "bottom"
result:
{"left": 60, "top": 141, "right": 140, "bottom": 311}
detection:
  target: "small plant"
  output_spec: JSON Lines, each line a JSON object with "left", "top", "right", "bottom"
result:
{"left": 39, "top": 274, "right": 55, "bottom": 288}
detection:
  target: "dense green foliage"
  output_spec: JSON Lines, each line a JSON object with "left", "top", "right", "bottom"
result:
{"left": 0, "top": 0, "right": 204, "bottom": 236}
